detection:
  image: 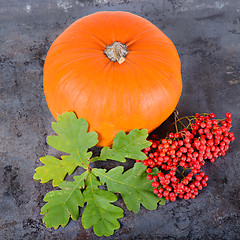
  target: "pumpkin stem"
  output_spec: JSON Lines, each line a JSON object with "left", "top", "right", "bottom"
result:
{"left": 104, "top": 41, "right": 128, "bottom": 64}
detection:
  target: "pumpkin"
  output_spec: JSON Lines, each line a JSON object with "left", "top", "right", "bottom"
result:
{"left": 43, "top": 11, "right": 182, "bottom": 147}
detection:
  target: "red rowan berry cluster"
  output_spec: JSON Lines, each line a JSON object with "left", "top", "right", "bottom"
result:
{"left": 136, "top": 112, "right": 235, "bottom": 202}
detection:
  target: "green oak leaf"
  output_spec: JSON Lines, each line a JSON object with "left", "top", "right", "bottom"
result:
{"left": 47, "top": 112, "right": 98, "bottom": 169}
{"left": 33, "top": 155, "right": 78, "bottom": 186}
{"left": 41, "top": 172, "right": 87, "bottom": 229}
{"left": 34, "top": 112, "right": 166, "bottom": 237}
{"left": 93, "top": 162, "right": 163, "bottom": 213}
{"left": 82, "top": 172, "right": 124, "bottom": 237}
{"left": 91, "top": 129, "right": 151, "bottom": 162}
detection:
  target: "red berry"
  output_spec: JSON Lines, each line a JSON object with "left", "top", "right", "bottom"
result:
{"left": 153, "top": 176, "right": 158, "bottom": 182}
{"left": 178, "top": 140, "right": 184, "bottom": 146}
{"left": 171, "top": 176, "right": 177, "bottom": 183}
{"left": 195, "top": 175, "right": 202, "bottom": 181}
{"left": 192, "top": 124, "right": 198, "bottom": 130}
{"left": 198, "top": 129, "right": 204, "bottom": 135}
{"left": 226, "top": 118, "right": 232, "bottom": 123}
{"left": 146, "top": 168, "right": 152, "bottom": 173}
{"left": 161, "top": 139, "right": 167, "bottom": 144}
{"left": 176, "top": 151, "right": 182, "bottom": 157}
{"left": 163, "top": 143, "right": 170, "bottom": 149}
{"left": 206, "top": 133, "right": 213, "bottom": 139}
{"left": 184, "top": 195, "right": 189, "bottom": 200}
{"left": 157, "top": 193, "right": 163, "bottom": 198}
{"left": 149, "top": 153, "right": 154, "bottom": 159}
{"left": 200, "top": 138, "right": 206, "bottom": 145}
{"left": 164, "top": 174, "right": 171, "bottom": 179}
{"left": 162, "top": 164, "right": 167, "bottom": 170}
{"left": 181, "top": 155, "right": 187, "bottom": 161}
{"left": 193, "top": 189, "right": 199, "bottom": 195}
{"left": 189, "top": 183, "right": 195, "bottom": 189}
{"left": 209, "top": 113, "right": 215, "bottom": 118}
{"left": 185, "top": 143, "right": 191, "bottom": 148}
{"left": 183, "top": 137, "right": 190, "bottom": 143}
{"left": 203, "top": 175, "right": 209, "bottom": 181}
{"left": 228, "top": 132, "right": 234, "bottom": 137}
{"left": 168, "top": 132, "right": 174, "bottom": 138}
{"left": 199, "top": 145, "right": 206, "bottom": 151}
{"left": 224, "top": 145, "right": 229, "bottom": 151}
{"left": 180, "top": 147, "right": 187, "bottom": 153}
{"left": 229, "top": 136, "right": 235, "bottom": 141}
{"left": 188, "top": 148, "right": 194, "bottom": 154}
{"left": 158, "top": 172, "right": 164, "bottom": 178}
{"left": 207, "top": 139, "right": 214, "bottom": 146}
{"left": 178, "top": 183, "right": 184, "bottom": 189}
{"left": 158, "top": 144, "right": 163, "bottom": 150}
{"left": 195, "top": 120, "right": 201, "bottom": 125}
{"left": 182, "top": 179, "right": 189, "bottom": 185}
{"left": 179, "top": 161, "right": 185, "bottom": 167}
{"left": 178, "top": 194, "right": 184, "bottom": 198}
{"left": 143, "top": 160, "right": 149, "bottom": 166}
{"left": 166, "top": 186, "right": 172, "bottom": 192}
{"left": 152, "top": 143, "right": 157, "bottom": 148}
{"left": 153, "top": 188, "right": 159, "bottom": 194}
{"left": 193, "top": 152, "right": 198, "bottom": 158}
{"left": 170, "top": 196, "right": 176, "bottom": 202}
{"left": 190, "top": 194, "right": 195, "bottom": 199}
{"left": 147, "top": 174, "right": 153, "bottom": 180}
{"left": 165, "top": 179, "right": 170, "bottom": 185}
{"left": 174, "top": 133, "right": 180, "bottom": 138}
{"left": 171, "top": 166, "right": 177, "bottom": 172}
{"left": 152, "top": 181, "right": 160, "bottom": 188}
{"left": 164, "top": 156, "right": 170, "bottom": 162}
{"left": 194, "top": 181, "right": 201, "bottom": 187}
{"left": 192, "top": 169, "right": 198, "bottom": 175}
{"left": 159, "top": 188, "right": 164, "bottom": 193}
{"left": 225, "top": 112, "right": 231, "bottom": 118}
{"left": 163, "top": 190, "right": 169, "bottom": 197}
{"left": 154, "top": 152, "right": 159, "bottom": 157}
{"left": 204, "top": 128, "right": 210, "bottom": 134}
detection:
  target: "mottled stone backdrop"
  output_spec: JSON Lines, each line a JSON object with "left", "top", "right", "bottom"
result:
{"left": 0, "top": 0, "right": 239, "bottom": 239}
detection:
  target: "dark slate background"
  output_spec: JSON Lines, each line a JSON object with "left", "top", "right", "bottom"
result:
{"left": 0, "top": 0, "right": 240, "bottom": 239}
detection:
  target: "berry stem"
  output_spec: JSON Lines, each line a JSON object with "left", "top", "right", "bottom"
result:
{"left": 167, "top": 116, "right": 188, "bottom": 133}
{"left": 174, "top": 110, "right": 179, "bottom": 133}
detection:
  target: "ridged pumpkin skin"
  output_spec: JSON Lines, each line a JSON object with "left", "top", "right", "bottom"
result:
{"left": 44, "top": 11, "right": 182, "bottom": 147}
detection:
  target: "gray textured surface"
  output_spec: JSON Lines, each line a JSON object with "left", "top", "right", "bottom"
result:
{"left": 1, "top": 0, "right": 240, "bottom": 239}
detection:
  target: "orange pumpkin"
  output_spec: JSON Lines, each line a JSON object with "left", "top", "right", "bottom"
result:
{"left": 43, "top": 11, "right": 182, "bottom": 147}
